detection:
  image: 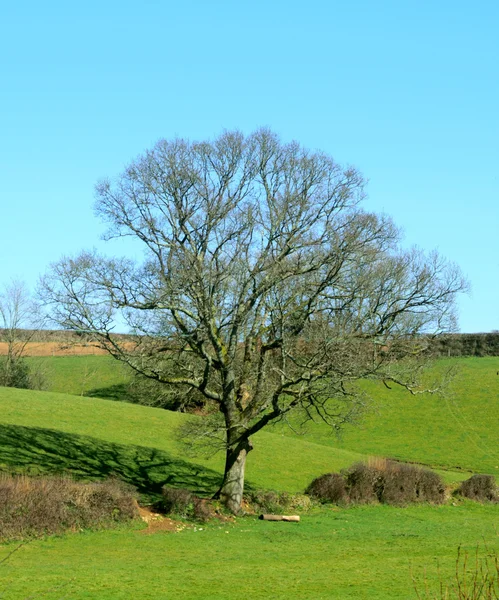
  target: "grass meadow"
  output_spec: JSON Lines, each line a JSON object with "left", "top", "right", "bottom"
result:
{"left": 1, "top": 356, "right": 498, "bottom": 598}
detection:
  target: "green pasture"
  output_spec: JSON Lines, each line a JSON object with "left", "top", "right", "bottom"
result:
{"left": 271, "top": 357, "right": 499, "bottom": 476}
{"left": 0, "top": 356, "right": 498, "bottom": 599}
{"left": 27, "top": 355, "right": 130, "bottom": 398}
{"left": 0, "top": 386, "right": 370, "bottom": 498}
{"left": 22, "top": 355, "right": 499, "bottom": 479}
{"left": 1, "top": 503, "right": 497, "bottom": 599}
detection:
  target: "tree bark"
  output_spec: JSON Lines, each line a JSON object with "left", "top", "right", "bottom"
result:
{"left": 219, "top": 438, "right": 253, "bottom": 514}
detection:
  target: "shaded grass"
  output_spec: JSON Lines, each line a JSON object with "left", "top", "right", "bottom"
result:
{"left": 1, "top": 504, "right": 498, "bottom": 599}
{"left": 0, "top": 423, "right": 221, "bottom": 502}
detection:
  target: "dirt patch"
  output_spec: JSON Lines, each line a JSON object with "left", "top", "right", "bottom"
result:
{"left": 138, "top": 506, "right": 189, "bottom": 535}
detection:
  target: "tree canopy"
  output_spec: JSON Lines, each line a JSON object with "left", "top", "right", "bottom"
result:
{"left": 42, "top": 129, "right": 467, "bottom": 512}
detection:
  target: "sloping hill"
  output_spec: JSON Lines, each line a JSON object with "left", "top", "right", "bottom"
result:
{"left": 271, "top": 357, "right": 499, "bottom": 475}
{"left": 1, "top": 356, "right": 497, "bottom": 498}
{"left": 0, "top": 387, "right": 367, "bottom": 497}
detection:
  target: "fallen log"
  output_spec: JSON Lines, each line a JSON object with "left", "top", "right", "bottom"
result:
{"left": 258, "top": 514, "right": 300, "bottom": 522}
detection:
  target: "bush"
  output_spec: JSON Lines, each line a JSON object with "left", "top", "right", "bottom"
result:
{"left": 244, "top": 490, "right": 290, "bottom": 514}
{"left": 458, "top": 475, "right": 499, "bottom": 503}
{"left": 343, "top": 463, "right": 381, "bottom": 504}
{"left": 305, "top": 473, "right": 348, "bottom": 504}
{"left": 161, "top": 486, "right": 213, "bottom": 521}
{"left": 161, "top": 486, "right": 194, "bottom": 516}
{"left": 381, "top": 462, "right": 445, "bottom": 505}
{"left": 192, "top": 498, "right": 212, "bottom": 522}
{"left": 305, "top": 460, "right": 445, "bottom": 506}
{"left": 0, "top": 357, "right": 31, "bottom": 389}
{"left": 0, "top": 357, "right": 45, "bottom": 390}
{"left": 0, "top": 475, "right": 138, "bottom": 541}
{"left": 244, "top": 490, "right": 312, "bottom": 514}
{"left": 416, "top": 468, "right": 446, "bottom": 504}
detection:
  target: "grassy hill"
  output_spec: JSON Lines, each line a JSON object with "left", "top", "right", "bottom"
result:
{"left": 2, "top": 356, "right": 499, "bottom": 497}
{"left": 1, "top": 356, "right": 498, "bottom": 599}
{"left": 271, "top": 357, "right": 499, "bottom": 475}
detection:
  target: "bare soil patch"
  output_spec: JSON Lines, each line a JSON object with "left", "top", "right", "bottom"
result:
{"left": 138, "top": 506, "right": 188, "bottom": 535}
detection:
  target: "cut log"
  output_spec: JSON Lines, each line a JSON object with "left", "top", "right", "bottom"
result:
{"left": 258, "top": 514, "right": 300, "bottom": 522}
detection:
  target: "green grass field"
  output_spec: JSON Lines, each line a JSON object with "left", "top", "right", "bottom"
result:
{"left": 27, "top": 355, "right": 130, "bottom": 398}
{"left": 1, "top": 356, "right": 498, "bottom": 599}
{"left": 271, "top": 357, "right": 499, "bottom": 475}
{"left": 1, "top": 504, "right": 497, "bottom": 599}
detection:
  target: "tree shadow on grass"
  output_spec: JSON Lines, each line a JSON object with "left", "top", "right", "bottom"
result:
{"left": 0, "top": 423, "right": 223, "bottom": 502}
{"left": 85, "top": 383, "right": 130, "bottom": 402}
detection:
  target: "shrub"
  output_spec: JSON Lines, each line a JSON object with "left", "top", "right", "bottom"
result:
{"left": 245, "top": 490, "right": 290, "bottom": 514}
{"left": 161, "top": 487, "right": 214, "bottom": 521}
{"left": 0, "top": 357, "right": 31, "bottom": 389}
{"left": 381, "top": 462, "right": 445, "bottom": 505}
{"left": 0, "top": 475, "right": 138, "bottom": 541}
{"left": 192, "top": 498, "right": 212, "bottom": 522}
{"left": 305, "top": 473, "right": 348, "bottom": 504}
{"left": 343, "top": 463, "right": 381, "bottom": 504}
{"left": 244, "top": 490, "right": 312, "bottom": 514}
{"left": 161, "top": 486, "right": 194, "bottom": 516}
{"left": 415, "top": 468, "right": 446, "bottom": 504}
{"left": 458, "top": 475, "right": 499, "bottom": 503}
{"left": 305, "top": 460, "right": 445, "bottom": 506}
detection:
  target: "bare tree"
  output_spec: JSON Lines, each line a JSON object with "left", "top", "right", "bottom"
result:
{"left": 0, "top": 280, "right": 45, "bottom": 389}
{"left": 41, "top": 129, "right": 467, "bottom": 512}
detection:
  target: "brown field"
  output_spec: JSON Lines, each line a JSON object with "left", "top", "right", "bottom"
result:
{"left": 0, "top": 342, "right": 108, "bottom": 357}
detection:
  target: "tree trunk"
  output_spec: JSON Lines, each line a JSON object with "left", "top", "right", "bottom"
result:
{"left": 219, "top": 438, "right": 253, "bottom": 514}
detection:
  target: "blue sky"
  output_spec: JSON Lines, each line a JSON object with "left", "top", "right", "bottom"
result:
{"left": 1, "top": 0, "right": 497, "bottom": 332}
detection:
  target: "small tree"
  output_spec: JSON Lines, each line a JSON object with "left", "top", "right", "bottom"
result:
{"left": 41, "top": 129, "right": 467, "bottom": 512}
{"left": 0, "top": 280, "right": 45, "bottom": 389}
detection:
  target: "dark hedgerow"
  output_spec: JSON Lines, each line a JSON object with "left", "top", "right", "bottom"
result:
{"left": 306, "top": 460, "right": 445, "bottom": 506}
{"left": 305, "top": 473, "right": 349, "bottom": 504}
{"left": 0, "top": 475, "right": 138, "bottom": 542}
{"left": 343, "top": 463, "right": 382, "bottom": 504}
{"left": 458, "top": 474, "right": 499, "bottom": 503}
{"left": 415, "top": 468, "right": 446, "bottom": 504}
{"left": 381, "top": 462, "right": 445, "bottom": 505}
{"left": 245, "top": 490, "right": 293, "bottom": 513}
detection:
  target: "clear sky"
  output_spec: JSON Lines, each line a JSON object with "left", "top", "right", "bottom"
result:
{"left": 1, "top": 0, "right": 497, "bottom": 332}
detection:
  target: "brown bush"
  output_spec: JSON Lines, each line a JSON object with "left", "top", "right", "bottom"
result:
{"left": 381, "top": 462, "right": 445, "bottom": 505}
{"left": 192, "top": 498, "right": 212, "bottom": 522}
{"left": 458, "top": 474, "right": 499, "bottom": 503}
{"left": 306, "top": 461, "right": 445, "bottom": 506}
{"left": 161, "top": 487, "right": 215, "bottom": 521}
{"left": 305, "top": 473, "right": 348, "bottom": 504}
{"left": 0, "top": 475, "right": 138, "bottom": 542}
{"left": 415, "top": 468, "right": 446, "bottom": 504}
{"left": 161, "top": 486, "right": 194, "bottom": 516}
{"left": 343, "top": 463, "right": 381, "bottom": 504}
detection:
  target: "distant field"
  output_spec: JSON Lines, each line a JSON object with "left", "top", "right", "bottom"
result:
{"left": 27, "top": 355, "right": 130, "bottom": 397}
{"left": 0, "top": 341, "right": 108, "bottom": 356}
